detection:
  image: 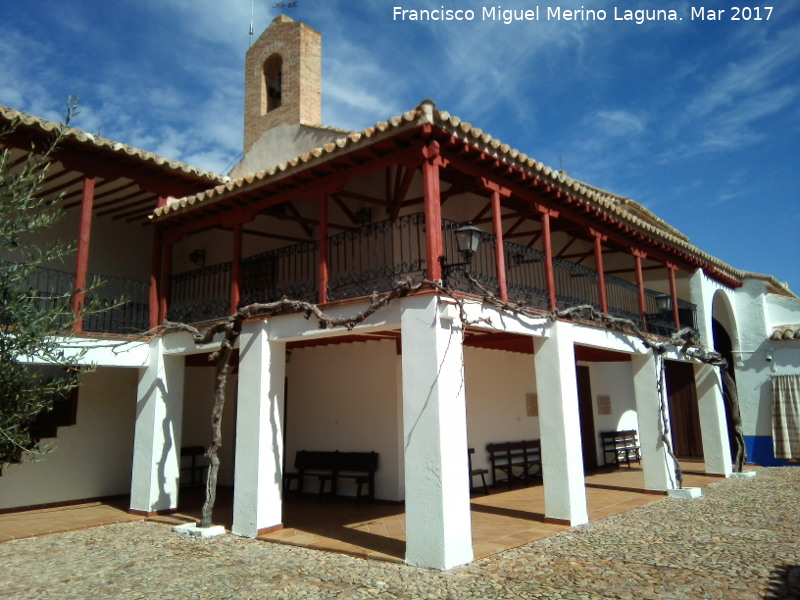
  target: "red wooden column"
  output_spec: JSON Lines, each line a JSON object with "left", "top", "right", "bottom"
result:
{"left": 149, "top": 228, "right": 163, "bottom": 329}
{"left": 590, "top": 229, "right": 608, "bottom": 314}
{"left": 631, "top": 248, "right": 648, "bottom": 331}
{"left": 483, "top": 178, "right": 511, "bottom": 302}
{"left": 230, "top": 223, "right": 243, "bottom": 314}
{"left": 318, "top": 194, "right": 329, "bottom": 304}
{"left": 422, "top": 141, "right": 446, "bottom": 282}
{"left": 159, "top": 239, "right": 174, "bottom": 324}
{"left": 666, "top": 262, "right": 681, "bottom": 329}
{"left": 537, "top": 206, "right": 559, "bottom": 311}
{"left": 71, "top": 176, "right": 95, "bottom": 333}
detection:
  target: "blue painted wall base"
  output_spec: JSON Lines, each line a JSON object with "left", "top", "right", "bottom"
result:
{"left": 744, "top": 435, "right": 799, "bottom": 467}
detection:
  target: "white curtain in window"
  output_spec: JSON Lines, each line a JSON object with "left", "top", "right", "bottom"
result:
{"left": 772, "top": 374, "right": 800, "bottom": 459}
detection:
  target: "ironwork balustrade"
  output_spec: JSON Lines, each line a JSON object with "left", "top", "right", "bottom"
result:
{"left": 504, "top": 242, "right": 549, "bottom": 309}
{"left": 241, "top": 241, "right": 318, "bottom": 306}
{"left": 163, "top": 212, "right": 696, "bottom": 336}
{"left": 440, "top": 219, "right": 497, "bottom": 296}
{"left": 168, "top": 262, "right": 231, "bottom": 324}
{"left": 327, "top": 213, "right": 427, "bottom": 300}
{"left": 7, "top": 262, "right": 149, "bottom": 334}
{"left": 83, "top": 274, "right": 149, "bottom": 334}
{"left": 553, "top": 257, "right": 600, "bottom": 310}
{"left": 606, "top": 274, "right": 645, "bottom": 329}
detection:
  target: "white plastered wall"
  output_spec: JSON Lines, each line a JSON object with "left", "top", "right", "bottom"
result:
{"left": 284, "top": 339, "right": 402, "bottom": 500}
{"left": 583, "top": 361, "right": 639, "bottom": 466}
{"left": 464, "top": 347, "right": 540, "bottom": 476}
{"left": 180, "top": 366, "right": 238, "bottom": 487}
{"left": 0, "top": 367, "right": 138, "bottom": 510}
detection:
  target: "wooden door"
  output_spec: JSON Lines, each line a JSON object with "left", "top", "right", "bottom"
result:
{"left": 665, "top": 361, "right": 703, "bottom": 459}
{"left": 576, "top": 366, "right": 598, "bottom": 470}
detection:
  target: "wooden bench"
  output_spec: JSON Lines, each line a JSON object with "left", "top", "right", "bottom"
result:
{"left": 284, "top": 450, "right": 378, "bottom": 503}
{"left": 468, "top": 448, "right": 488, "bottom": 495}
{"left": 600, "top": 430, "right": 641, "bottom": 467}
{"left": 486, "top": 440, "right": 542, "bottom": 489}
{"left": 180, "top": 446, "right": 207, "bottom": 487}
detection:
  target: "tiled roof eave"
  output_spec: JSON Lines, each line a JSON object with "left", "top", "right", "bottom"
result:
{"left": 151, "top": 106, "right": 429, "bottom": 220}
{"left": 770, "top": 325, "right": 800, "bottom": 341}
{"left": 0, "top": 104, "right": 225, "bottom": 184}
{"left": 148, "top": 100, "right": 744, "bottom": 285}
{"left": 432, "top": 112, "right": 743, "bottom": 284}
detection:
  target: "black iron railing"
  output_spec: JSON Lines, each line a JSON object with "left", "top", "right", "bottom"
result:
{"left": 242, "top": 241, "right": 318, "bottom": 306}
{"left": 328, "top": 213, "right": 426, "bottom": 300}
{"left": 606, "top": 275, "right": 645, "bottom": 329}
{"left": 441, "top": 219, "right": 497, "bottom": 295}
{"left": 84, "top": 274, "right": 149, "bottom": 334}
{"left": 7, "top": 263, "right": 150, "bottom": 334}
{"left": 504, "top": 242, "right": 549, "bottom": 309}
{"left": 164, "top": 213, "right": 696, "bottom": 335}
{"left": 168, "top": 262, "right": 231, "bottom": 324}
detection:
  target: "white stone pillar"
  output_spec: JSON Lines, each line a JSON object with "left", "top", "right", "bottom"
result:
{"left": 632, "top": 352, "right": 676, "bottom": 490}
{"left": 130, "top": 337, "right": 185, "bottom": 514}
{"left": 533, "top": 321, "right": 588, "bottom": 526}
{"left": 401, "top": 295, "right": 473, "bottom": 570}
{"left": 232, "top": 320, "right": 286, "bottom": 538}
{"left": 694, "top": 363, "right": 733, "bottom": 476}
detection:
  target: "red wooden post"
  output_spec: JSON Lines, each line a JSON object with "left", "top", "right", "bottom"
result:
{"left": 230, "top": 223, "right": 243, "bottom": 314}
{"left": 591, "top": 230, "right": 608, "bottom": 314}
{"left": 538, "top": 206, "right": 558, "bottom": 311}
{"left": 422, "top": 141, "right": 445, "bottom": 282}
{"left": 159, "top": 241, "right": 173, "bottom": 324}
{"left": 72, "top": 176, "right": 95, "bottom": 333}
{"left": 632, "top": 248, "right": 648, "bottom": 331}
{"left": 667, "top": 262, "right": 681, "bottom": 329}
{"left": 318, "top": 194, "right": 329, "bottom": 304}
{"left": 483, "top": 179, "right": 510, "bottom": 303}
{"left": 149, "top": 228, "right": 162, "bottom": 329}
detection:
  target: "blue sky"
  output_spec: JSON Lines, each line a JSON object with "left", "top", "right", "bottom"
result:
{"left": 1, "top": 0, "right": 798, "bottom": 291}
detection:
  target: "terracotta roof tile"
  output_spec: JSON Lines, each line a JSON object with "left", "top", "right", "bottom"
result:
{"left": 0, "top": 104, "right": 225, "bottom": 184}
{"left": 770, "top": 325, "right": 800, "bottom": 341}
{"left": 147, "top": 100, "right": 747, "bottom": 283}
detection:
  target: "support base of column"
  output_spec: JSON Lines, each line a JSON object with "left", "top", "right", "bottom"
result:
{"left": 173, "top": 522, "right": 226, "bottom": 538}
{"left": 728, "top": 471, "right": 757, "bottom": 479}
{"left": 543, "top": 516, "right": 571, "bottom": 526}
{"left": 257, "top": 524, "right": 284, "bottom": 536}
{"left": 667, "top": 487, "right": 702, "bottom": 499}
{"left": 129, "top": 508, "right": 178, "bottom": 518}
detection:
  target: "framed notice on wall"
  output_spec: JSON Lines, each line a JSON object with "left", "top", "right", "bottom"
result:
{"left": 597, "top": 395, "right": 612, "bottom": 416}
{"left": 526, "top": 393, "right": 538, "bottom": 417}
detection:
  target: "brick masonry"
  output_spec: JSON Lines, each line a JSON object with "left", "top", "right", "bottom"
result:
{"left": 244, "top": 15, "right": 322, "bottom": 152}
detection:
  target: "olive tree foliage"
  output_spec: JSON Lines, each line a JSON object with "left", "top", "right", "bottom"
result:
{"left": 0, "top": 98, "right": 105, "bottom": 472}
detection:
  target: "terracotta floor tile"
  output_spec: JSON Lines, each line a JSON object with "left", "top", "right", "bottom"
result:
{"left": 2, "top": 463, "right": 725, "bottom": 562}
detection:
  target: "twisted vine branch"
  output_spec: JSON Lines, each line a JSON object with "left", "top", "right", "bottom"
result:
{"left": 155, "top": 277, "right": 744, "bottom": 526}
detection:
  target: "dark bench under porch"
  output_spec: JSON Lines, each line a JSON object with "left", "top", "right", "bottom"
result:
{"left": 486, "top": 439, "right": 542, "bottom": 489}
{"left": 600, "top": 430, "right": 641, "bottom": 467}
{"left": 283, "top": 450, "right": 378, "bottom": 503}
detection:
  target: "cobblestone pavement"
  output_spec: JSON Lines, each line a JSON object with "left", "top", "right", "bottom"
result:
{"left": 1, "top": 468, "right": 798, "bottom": 599}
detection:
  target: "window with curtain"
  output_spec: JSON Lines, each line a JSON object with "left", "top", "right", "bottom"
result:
{"left": 772, "top": 374, "right": 800, "bottom": 460}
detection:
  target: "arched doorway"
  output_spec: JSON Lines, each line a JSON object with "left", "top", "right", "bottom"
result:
{"left": 711, "top": 291, "right": 739, "bottom": 460}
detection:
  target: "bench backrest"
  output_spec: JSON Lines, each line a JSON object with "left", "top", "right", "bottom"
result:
{"left": 486, "top": 439, "right": 541, "bottom": 462}
{"left": 337, "top": 451, "right": 378, "bottom": 473}
{"left": 295, "top": 450, "right": 378, "bottom": 473}
{"left": 296, "top": 450, "right": 339, "bottom": 471}
{"left": 600, "top": 430, "right": 639, "bottom": 446}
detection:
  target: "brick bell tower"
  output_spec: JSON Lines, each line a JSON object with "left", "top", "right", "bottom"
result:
{"left": 243, "top": 14, "right": 322, "bottom": 154}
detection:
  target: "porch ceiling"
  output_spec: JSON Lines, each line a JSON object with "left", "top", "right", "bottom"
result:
{"left": 1, "top": 105, "right": 223, "bottom": 223}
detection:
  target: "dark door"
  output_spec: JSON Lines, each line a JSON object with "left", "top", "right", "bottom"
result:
{"left": 576, "top": 366, "right": 598, "bottom": 470}
{"left": 665, "top": 361, "right": 704, "bottom": 459}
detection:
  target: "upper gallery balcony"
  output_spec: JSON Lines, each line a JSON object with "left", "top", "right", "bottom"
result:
{"left": 165, "top": 213, "right": 697, "bottom": 337}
